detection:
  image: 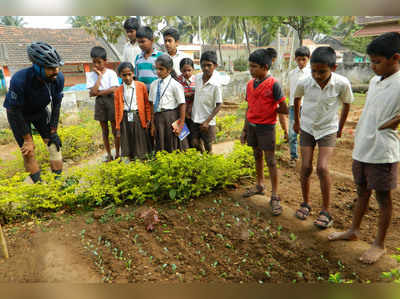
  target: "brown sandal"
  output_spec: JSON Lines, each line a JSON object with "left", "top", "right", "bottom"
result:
{"left": 314, "top": 211, "right": 333, "bottom": 229}
{"left": 270, "top": 195, "right": 282, "bottom": 216}
{"left": 295, "top": 202, "right": 311, "bottom": 220}
{"left": 242, "top": 185, "right": 265, "bottom": 198}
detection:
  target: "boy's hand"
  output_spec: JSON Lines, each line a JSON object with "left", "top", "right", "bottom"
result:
{"left": 293, "top": 121, "right": 300, "bottom": 134}
{"left": 174, "top": 122, "right": 184, "bottom": 136}
{"left": 379, "top": 115, "right": 400, "bottom": 130}
{"left": 93, "top": 67, "right": 104, "bottom": 76}
{"left": 200, "top": 121, "right": 209, "bottom": 131}
{"left": 21, "top": 140, "right": 35, "bottom": 156}
{"left": 150, "top": 122, "right": 156, "bottom": 137}
{"left": 284, "top": 130, "right": 289, "bottom": 142}
{"left": 240, "top": 130, "right": 247, "bottom": 145}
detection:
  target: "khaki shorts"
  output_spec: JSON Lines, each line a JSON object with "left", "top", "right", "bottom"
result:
{"left": 94, "top": 94, "right": 115, "bottom": 122}
{"left": 247, "top": 123, "right": 275, "bottom": 151}
{"left": 300, "top": 130, "right": 336, "bottom": 147}
{"left": 352, "top": 159, "right": 398, "bottom": 191}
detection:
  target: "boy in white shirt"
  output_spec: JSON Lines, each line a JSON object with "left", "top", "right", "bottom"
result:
{"left": 122, "top": 17, "right": 142, "bottom": 66}
{"left": 287, "top": 47, "right": 311, "bottom": 167}
{"left": 329, "top": 32, "right": 400, "bottom": 264}
{"left": 86, "top": 46, "right": 120, "bottom": 161}
{"left": 192, "top": 51, "right": 223, "bottom": 153}
{"left": 293, "top": 46, "right": 353, "bottom": 228}
{"left": 162, "top": 28, "right": 189, "bottom": 76}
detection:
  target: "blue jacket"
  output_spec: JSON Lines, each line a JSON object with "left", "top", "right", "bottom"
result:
{"left": 4, "top": 66, "right": 64, "bottom": 129}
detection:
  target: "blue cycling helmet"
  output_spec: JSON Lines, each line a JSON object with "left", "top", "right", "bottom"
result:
{"left": 27, "top": 42, "right": 64, "bottom": 68}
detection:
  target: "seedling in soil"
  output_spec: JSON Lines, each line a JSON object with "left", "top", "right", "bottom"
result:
{"left": 338, "top": 260, "right": 345, "bottom": 270}
{"left": 225, "top": 243, "right": 233, "bottom": 249}
{"left": 289, "top": 233, "right": 297, "bottom": 241}
{"left": 201, "top": 256, "right": 206, "bottom": 262}
{"left": 225, "top": 223, "right": 232, "bottom": 228}
{"left": 99, "top": 215, "right": 110, "bottom": 224}
{"left": 248, "top": 229, "right": 255, "bottom": 238}
{"left": 126, "top": 259, "right": 132, "bottom": 271}
{"left": 211, "top": 261, "right": 218, "bottom": 268}
{"left": 80, "top": 229, "right": 86, "bottom": 240}
{"left": 219, "top": 272, "right": 227, "bottom": 278}
{"left": 328, "top": 272, "right": 353, "bottom": 284}
{"left": 163, "top": 247, "right": 169, "bottom": 253}
{"left": 171, "top": 264, "right": 177, "bottom": 272}
{"left": 277, "top": 225, "right": 283, "bottom": 232}
{"left": 200, "top": 269, "right": 206, "bottom": 276}
{"left": 138, "top": 248, "right": 147, "bottom": 256}
{"left": 265, "top": 271, "right": 271, "bottom": 279}
{"left": 8, "top": 227, "right": 20, "bottom": 235}
{"left": 132, "top": 234, "right": 139, "bottom": 244}
{"left": 217, "top": 233, "right": 224, "bottom": 240}
{"left": 297, "top": 272, "right": 304, "bottom": 279}
{"left": 40, "top": 225, "right": 51, "bottom": 232}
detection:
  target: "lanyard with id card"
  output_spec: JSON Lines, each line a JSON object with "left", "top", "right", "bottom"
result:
{"left": 124, "top": 86, "right": 136, "bottom": 122}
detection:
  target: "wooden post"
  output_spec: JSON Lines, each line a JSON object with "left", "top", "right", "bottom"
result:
{"left": 0, "top": 224, "right": 9, "bottom": 259}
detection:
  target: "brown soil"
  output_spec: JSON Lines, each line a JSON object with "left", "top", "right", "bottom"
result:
{"left": 0, "top": 108, "right": 399, "bottom": 283}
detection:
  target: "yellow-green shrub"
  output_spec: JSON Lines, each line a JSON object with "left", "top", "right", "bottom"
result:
{"left": 0, "top": 143, "right": 256, "bottom": 221}
{"left": 0, "top": 118, "right": 102, "bottom": 180}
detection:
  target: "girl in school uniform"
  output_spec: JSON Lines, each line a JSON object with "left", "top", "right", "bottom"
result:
{"left": 149, "top": 55, "right": 187, "bottom": 153}
{"left": 114, "top": 62, "right": 152, "bottom": 160}
{"left": 177, "top": 58, "right": 196, "bottom": 148}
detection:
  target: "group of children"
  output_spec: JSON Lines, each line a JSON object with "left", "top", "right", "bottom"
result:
{"left": 86, "top": 18, "right": 223, "bottom": 162}
{"left": 242, "top": 32, "right": 400, "bottom": 264}
{"left": 86, "top": 19, "right": 400, "bottom": 264}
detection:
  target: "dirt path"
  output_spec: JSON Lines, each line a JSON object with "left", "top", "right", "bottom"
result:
{"left": 0, "top": 221, "right": 101, "bottom": 282}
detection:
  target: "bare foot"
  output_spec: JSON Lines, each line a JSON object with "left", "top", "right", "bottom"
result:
{"left": 328, "top": 230, "right": 359, "bottom": 241}
{"left": 359, "top": 245, "right": 386, "bottom": 264}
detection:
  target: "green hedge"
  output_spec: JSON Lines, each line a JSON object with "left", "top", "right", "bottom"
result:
{"left": 0, "top": 143, "right": 256, "bottom": 221}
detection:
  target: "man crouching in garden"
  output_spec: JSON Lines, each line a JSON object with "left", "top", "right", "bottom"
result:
{"left": 3, "top": 42, "right": 65, "bottom": 183}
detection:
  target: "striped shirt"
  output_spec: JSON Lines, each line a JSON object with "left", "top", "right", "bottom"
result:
{"left": 134, "top": 49, "right": 164, "bottom": 91}
{"left": 177, "top": 74, "right": 196, "bottom": 102}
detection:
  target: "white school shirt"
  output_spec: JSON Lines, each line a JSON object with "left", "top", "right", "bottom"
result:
{"left": 294, "top": 72, "right": 354, "bottom": 140}
{"left": 353, "top": 70, "right": 400, "bottom": 164}
{"left": 148, "top": 75, "right": 185, "bottom": 111}
{"left": 86, "top": 68, "right": 119, "bottom": 91}
{"left": 123, "top": 82, "right": 138, "bottom": 111}
{"left": 169, "top": 50, "right": 190, "bottom": 76}
{"left": 122, "top": 41, "right": 142, "bottom": 65}
{"left": 288, "top": 65, "right": 311, "bottom": 106}
{"left": 192, "top": 71, "right": 223, "bottom": 126}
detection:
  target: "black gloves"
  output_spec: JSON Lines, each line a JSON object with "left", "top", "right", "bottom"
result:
{"left": 48, "top": 132, "right": 62, "bottom": 151}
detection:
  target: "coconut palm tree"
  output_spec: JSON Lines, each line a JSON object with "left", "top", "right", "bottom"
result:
{"left": 0, "top": 16, "right": 26, "bottom": 27}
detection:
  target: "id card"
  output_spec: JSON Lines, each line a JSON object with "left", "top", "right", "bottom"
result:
{"left": 127, "top": 111, "right": 135, "bottom": 122}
